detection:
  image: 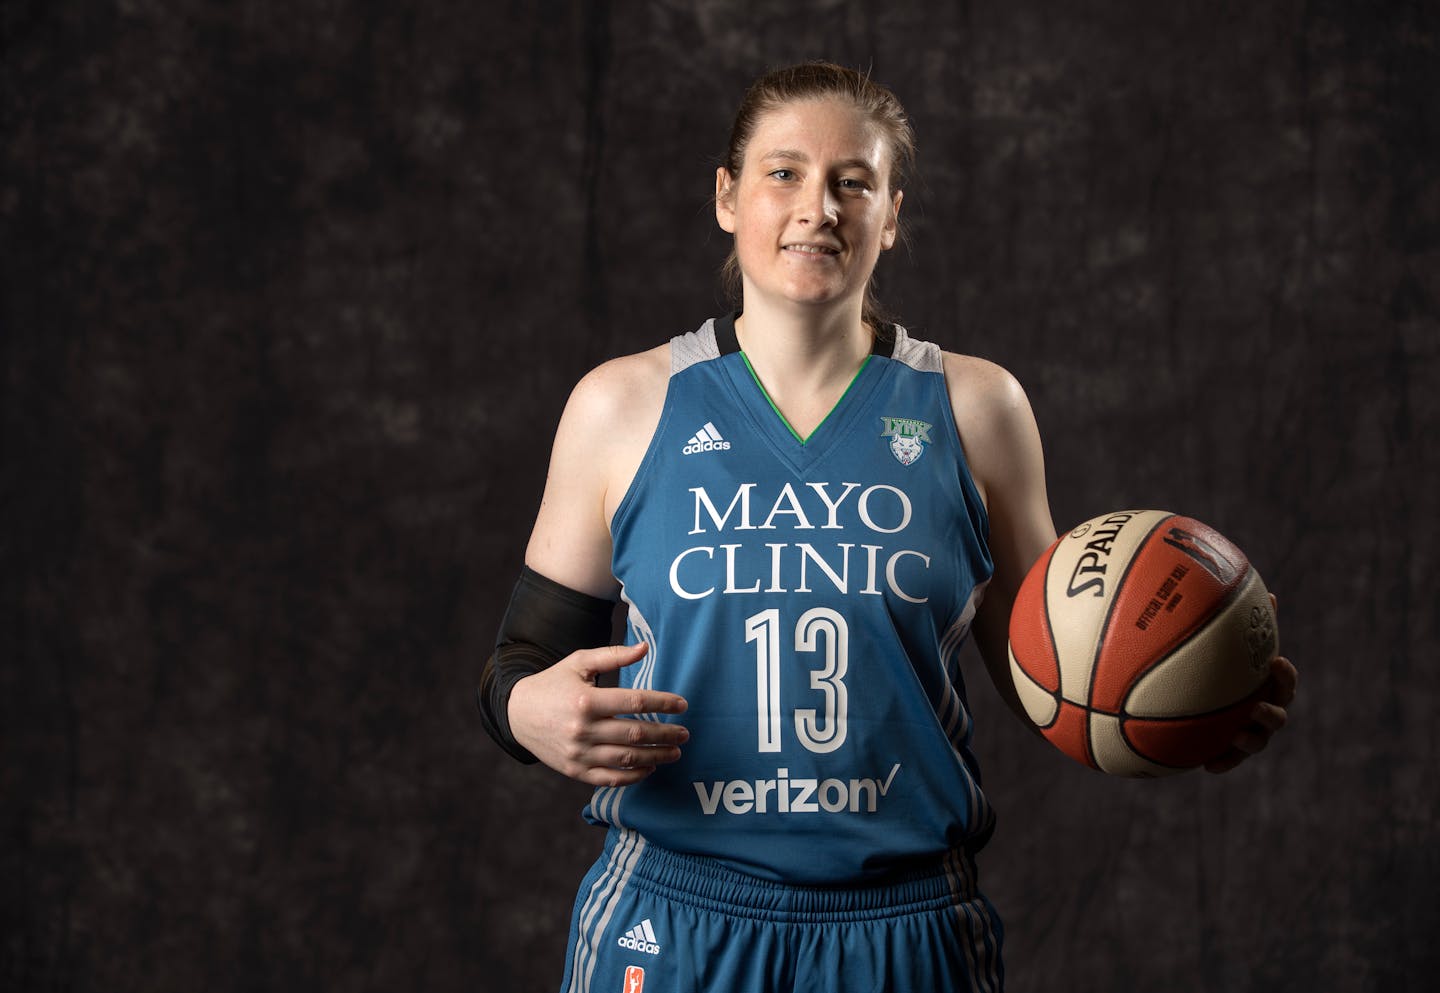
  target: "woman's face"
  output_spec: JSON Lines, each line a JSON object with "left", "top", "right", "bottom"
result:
{"left": 716, "top": 97, "right": 903, "bottom": 317}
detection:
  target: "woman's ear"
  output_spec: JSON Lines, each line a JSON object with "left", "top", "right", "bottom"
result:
{"left": 881, "top": 188, "right": 903, "bottom": 251}
{"left": 715, "top": 167, "right": 737, "bottom": 234}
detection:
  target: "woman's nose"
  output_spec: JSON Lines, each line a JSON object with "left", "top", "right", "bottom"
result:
{"left": 799, "top": 180, "right": 839, "bottom": 226}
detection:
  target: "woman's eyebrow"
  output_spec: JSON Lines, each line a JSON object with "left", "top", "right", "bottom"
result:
{"left": 760, "top": 149, "right": 877, "bottom": 174}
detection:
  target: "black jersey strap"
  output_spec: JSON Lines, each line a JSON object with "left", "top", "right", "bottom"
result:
{"left": 714, "top": 311, "right": 899, "bottom": 358}
{"left": 476, "top": 567, "right": 618, "bottom": 763}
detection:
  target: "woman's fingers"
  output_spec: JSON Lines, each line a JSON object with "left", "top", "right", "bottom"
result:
{"left": 588, "top": 685, "right": 689, "bottom": 721}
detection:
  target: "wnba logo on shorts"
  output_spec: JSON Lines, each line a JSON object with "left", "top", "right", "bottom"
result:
{"left": 622, "top": 965, "right": 645, "bottom": 992}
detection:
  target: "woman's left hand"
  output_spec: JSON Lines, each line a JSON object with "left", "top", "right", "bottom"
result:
{"left": 1204, "top": 596, "right": 1298, "bottom": 774}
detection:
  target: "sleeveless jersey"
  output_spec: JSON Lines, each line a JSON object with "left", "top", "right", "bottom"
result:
{"left": 585, "top": 314, "right": 995, "bottom": 884}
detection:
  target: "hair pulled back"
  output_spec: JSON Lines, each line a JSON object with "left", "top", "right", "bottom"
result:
{"left": 718, "top": 62, "right": 915, "bottom": 331}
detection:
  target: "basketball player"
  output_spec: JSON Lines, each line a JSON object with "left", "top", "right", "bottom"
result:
{"left": 477, "top": 62, "right": 1297, "bottom": 992}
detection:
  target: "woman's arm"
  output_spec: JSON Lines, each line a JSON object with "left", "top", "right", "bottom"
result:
{"left": 502, "top": 349, "right": 691, "bottom": 786}
{"left": 944, "top": 353, "right": 1058, "bottom": 726}
{"left": 946, "top": 352, "right": 1296, "bottom": 769}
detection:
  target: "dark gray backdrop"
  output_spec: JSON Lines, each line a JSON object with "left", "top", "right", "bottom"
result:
{"left": 4, "top": 1, "right": 1436, "bottom": 991}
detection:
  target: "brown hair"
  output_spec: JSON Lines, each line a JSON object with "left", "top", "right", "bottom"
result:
{"left": 717, "top": 61, "right": 915, "bottom": 331}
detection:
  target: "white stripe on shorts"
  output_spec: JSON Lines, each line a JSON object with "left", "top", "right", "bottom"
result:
{"left": 569, "top": 828, "right": 646, "bottom": 993}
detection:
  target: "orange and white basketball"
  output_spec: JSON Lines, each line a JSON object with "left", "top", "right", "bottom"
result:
{"left": 1007, "top": 510, "right": 1279, "bottom": 777}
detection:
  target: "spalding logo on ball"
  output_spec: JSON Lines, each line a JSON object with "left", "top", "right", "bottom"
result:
{"left": 1007, "top": 509, "right": 1279, "bottom": 777}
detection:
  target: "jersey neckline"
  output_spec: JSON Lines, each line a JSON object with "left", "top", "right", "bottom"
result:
{"left": 715, "top": 310, "right": 899, "bottom": 448}
{"left": 712, "top": 311, "right": 900, "bottom": 360}
{"left": 711, "top": 312, "right": 897, "bottom": 472}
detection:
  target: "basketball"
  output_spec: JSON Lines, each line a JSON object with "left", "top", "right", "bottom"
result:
{"left": 1007, "top": 509, "right": 1279, "bottom": 777}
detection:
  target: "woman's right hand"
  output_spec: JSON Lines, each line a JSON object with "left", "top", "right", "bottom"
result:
{"left": 508, "top": 643, "right": 690, "bottom": 787}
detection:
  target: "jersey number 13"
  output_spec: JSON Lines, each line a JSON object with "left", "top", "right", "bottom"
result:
{"left": 745, "top": 607, "right": 849, "bottom": 754}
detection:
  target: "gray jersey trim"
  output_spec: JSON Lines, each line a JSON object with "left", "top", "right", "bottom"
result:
{"left": 670, "top": 318, "right": 942, "bottom": 376}
{"left": 890, "top": 325, "right": 945, "bottom": 373}
{"left": 669, "top": 319, "right": 720, "bottom": 375}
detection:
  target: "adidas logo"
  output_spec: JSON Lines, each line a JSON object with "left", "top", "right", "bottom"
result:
{"left": 616, "top": 918, "right": 661, "bottom": 956}
{"left": 682, "top": 421, "right": 731, "bottom": 455}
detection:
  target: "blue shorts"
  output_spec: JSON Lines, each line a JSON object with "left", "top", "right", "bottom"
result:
{"left": 560, "top": 828, "right": 1004, "bottom": 993}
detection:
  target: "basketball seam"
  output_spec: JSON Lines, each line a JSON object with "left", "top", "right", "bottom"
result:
{"left": 1122, "top": 691, "right": 1265, "bottom": 726}
{"left": 1087, "top": 512, "right": 1174, "bottom": 710}
{"left": 1114, "top": 562, "right": 1258, "bottom": 715}
{"left": 1113, "top": 566, "right": 1265, "bottom": 772}
{"left": 1119, "top": 690, "right": 1265, "bottom": 771}
{"left": 1036, "top": 538, "right": 1093, "bottom": 766}
{"left": 1085, "top": 512, "right": 1173, "bottom": 771}
{"left": 1037, "top": 542, "right": 1062, "bottom": 733}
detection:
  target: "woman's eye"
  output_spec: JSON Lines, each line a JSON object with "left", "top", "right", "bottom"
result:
{"left": 770, "top": 169, "right": 795, "bottom": 181}
{"left": 838, "top": 177, "right": 869, "bottom": 192}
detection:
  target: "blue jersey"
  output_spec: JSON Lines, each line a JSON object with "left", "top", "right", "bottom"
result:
{"left": 586, "top": 314, "right": 995, "bottom": 884}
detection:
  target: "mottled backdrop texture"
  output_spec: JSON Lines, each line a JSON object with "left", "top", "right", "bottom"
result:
{"left": 3, "top": 1, "right": 1436, "bottom": 991}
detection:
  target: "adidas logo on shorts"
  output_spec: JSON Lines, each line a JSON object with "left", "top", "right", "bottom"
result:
{"left": 616, "top": 918, "right": 661, "bottom": 956}
{"left": 682, "top": 421, "right": 731, "bottom": 455}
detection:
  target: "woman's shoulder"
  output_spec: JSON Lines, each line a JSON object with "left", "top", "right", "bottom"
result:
{"left": 549, "top": 342, "right": 674, "bottom": 523}
{"left": 939, "top": 350, "right": 1045, "bottom": 499}
{"left": 940, "top": 350, "right": 1032, "bottom": 417}
{"left": 564, "top": 342, "right": 671, "bottom": 426}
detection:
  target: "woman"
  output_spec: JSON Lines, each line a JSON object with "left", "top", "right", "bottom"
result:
{"left": 478, "top": 61, "right": 1296, "bottom": 992}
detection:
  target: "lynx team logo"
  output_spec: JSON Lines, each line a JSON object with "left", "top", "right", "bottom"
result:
{"left": 881, "top": 416, "right": 932, "bottom": 465}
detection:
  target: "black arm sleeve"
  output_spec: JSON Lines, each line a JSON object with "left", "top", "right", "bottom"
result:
{"left": 475, "top": 566, "right": 618, "bottom": 763}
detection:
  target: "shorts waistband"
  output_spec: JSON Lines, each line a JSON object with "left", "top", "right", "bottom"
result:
{"left": 599, "top": 828, "right": 982, "bottom": 924}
